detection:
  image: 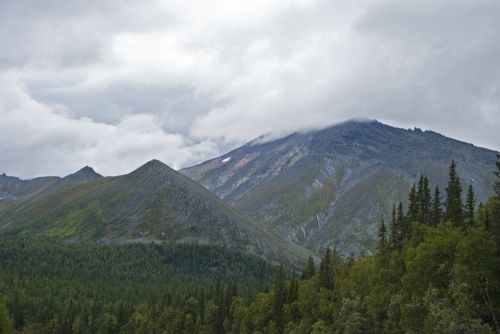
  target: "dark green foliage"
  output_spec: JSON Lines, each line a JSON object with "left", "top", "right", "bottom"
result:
{"left": 430, "top": 185, "right": 443, "bottom": 226}
{"left": 407, "top": 175, "right": 431, "bottom": 227}
{"left": 466, "top": 184, "right": 476, "bottom": 226}
{"left": 417, "top": 174, "right": 431, "bottom": 225}
{"left": 377, "top": 219, "right": 387, "bottom": 252}
{"left": 301, "top": 255, "right": 316, "bottom": 280}
{"left": 390, "top": 202, "right": 411, "bottom": 251}
{"left": 445, "top": 160, "right": 464, "bottom": 227}
{"left": 0, "top": 239, "right": 274, "bottom": 333}
{"left": 389, "top": 205, "right": 400, "bottom": 251}
{"left": 407, "top": 184, "right": 419, "bottom": 223}
{"left": 397, "top": 202, "right": 409, "bottom": 243}
{"left": 495, "top": 154, "right": 500, "bottom": 198}
{"left": 271, "top": 265, "right": 286, "bottom": 334}
{"left": 0, "top": 299, "right": 13, "bottom": 334}
{"left": 319, "top": 248, "right": 333, "bottom": 289}
{"left": 214, "top": 281, "right": 225, "bottom": 334}
{"left": 287, "top": 278, "right": 299, "bottom": 304}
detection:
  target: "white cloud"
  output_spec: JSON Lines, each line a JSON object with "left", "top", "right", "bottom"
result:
{"left": 0, "top": 0, "right": 499, "bottom": 177}
{"left": 0, "top": 73, "right": 217, "bottom": 178}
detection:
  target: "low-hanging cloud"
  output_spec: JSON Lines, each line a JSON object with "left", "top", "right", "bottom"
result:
{"left": 0, "top": 0, "right": 499, "bottom": 177}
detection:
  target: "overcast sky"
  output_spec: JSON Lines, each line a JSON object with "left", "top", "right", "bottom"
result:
{"left": 1, "top": 0, "right": 499, "bottom": 178}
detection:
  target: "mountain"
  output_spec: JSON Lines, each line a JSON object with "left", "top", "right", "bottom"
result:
{"left": 182, "top": 120, "right": 498, "bottom": 255}
{"left": 0, "top": 174, "right": 60, "bottom": 200}
{"left": 0, "top": 166, "right": 102, "bottom": 201}
{"left": 62, "top": 166, "right": 103, "bottom": 182}
{"left": 0, "top": 160, "right": 309, "bottom": 266}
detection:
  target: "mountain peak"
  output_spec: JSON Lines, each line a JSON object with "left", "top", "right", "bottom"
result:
{"left": 140, "top": 159, "right": 170, "bottom": 170}
{"left": 183, "top": 120, "right": 497, "bottom": 255}
{"left": 63, "top": 166, "right": 102, "bottom": 182}
{"left": 131, "top": 159, "right": 177, "bottom": 177}
{"left": 144, "top": 159, "right": 166, "bottom": 167}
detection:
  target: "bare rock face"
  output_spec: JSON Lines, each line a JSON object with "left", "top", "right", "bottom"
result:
{"left": 182, "top": 120, "right": 498, "bottom": 255}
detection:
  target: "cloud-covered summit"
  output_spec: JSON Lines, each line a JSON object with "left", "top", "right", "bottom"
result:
{"left": 1, "top": 0, "right": 499, "bottom": 177}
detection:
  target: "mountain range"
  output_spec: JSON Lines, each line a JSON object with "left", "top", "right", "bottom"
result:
{"left": 0, "top": 160, "right": 309, "bottom": 267}
{"left": 0, "top": 120, "right": 497, "bottom": 259}
{"left": 182, "top": 120, "right": 498, "bottom": 255}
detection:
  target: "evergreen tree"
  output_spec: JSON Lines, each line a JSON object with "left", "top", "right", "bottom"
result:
{"left": 418, "top": 175, "right": 431, "bottom": 225}
{"left": 377, "top": 219, "right": 390, "bottom": 267}
{"left": 430, "top": 186, "right": 442, "bottom": 227}
{"left": 465, "top": 184, "right": 476, "bottom": 227}
{"left": 271, "top": 265, "right": 286, "bottom": 334}
{"left": 214, "top": 281, "right": 225, "bottom": 334}
{"left": 445, "top": 160, "right": 464, "bottom": 227}
{"left": 377, "top": 219, "right": 387, "bottom": 252}
{"left": 319, "top": 248, "right": 333, "bottom": 289}
{"left": 407, "top": 184, "right": 419, "bottom": 223}
{"left": 287, "top": 278, "right": 299, "bottom": 304}
{"left": 495, "top": 154, "right": 500, "bottom": 198}
{"left": 301, "top": 255, "right": 316, "bottom": 280}
{"left": 0, "top": 299, "right": 13, "bottom": 334}
{"left": 389, "top": 205, "right": 400, "bottom": 250}
{"left": 398, "top": 202, "right": 409, "bottom": 243}
{"left": 225, "top": 281, "right": 238, "bottom": 317}
{"left": 258, "top": 266, "right": 269, "bottom": 293}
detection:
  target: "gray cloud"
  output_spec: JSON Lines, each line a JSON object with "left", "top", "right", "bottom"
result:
{"left": 0, "top": 0, "right": 499, "bottom": 178}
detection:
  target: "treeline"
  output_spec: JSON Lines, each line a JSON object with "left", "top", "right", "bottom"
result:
{"left": 1, "top": 159, "right": 500, "bottom": 333}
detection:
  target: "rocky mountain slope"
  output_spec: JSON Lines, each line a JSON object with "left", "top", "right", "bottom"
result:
{"left": 0, "top": 166, "right": 102, "bottom": 200}
{"left": 182, "top": 120, "right": 498, "bottom": 255}
{"left": 0, "top": 160, "right": 309, "bottom": 266}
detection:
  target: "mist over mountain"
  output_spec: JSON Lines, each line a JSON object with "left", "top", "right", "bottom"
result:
{"left": 183, "top": 120, "right": 498, "bottom": 255}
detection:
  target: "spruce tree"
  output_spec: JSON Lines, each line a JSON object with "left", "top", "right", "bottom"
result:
{"left": 430, "top": 186, "right": 442, "bottom": 227}
{"left": 377, "top": 219, "right": 387, "bottom": 253}
{"left": 465, "top": 184, "right": 476, "bottom": 227}
{"left": 319, "top": 248, "right": 333, "bottom": 289}
{"left": 258, "top": 266, "right": 269, "bottom": 293}
{"left": 287, "top": 278, "right": 299, "bottom": 304}
{"left": 398, "top": 202, "right": 408, "bottom": 243}
{"left": 301, "top": 255, "right": 316, "bottom": 280}
{"left": 214, "top": 281, "right": 225, "bottom": 334}
{"left": 418, "top": 175, "right": 431, "bottom": 225}
{"left": 389, "top": 205, "right": 400, "bottom": 250}
{"left": 407, "top": 184, "right": 419, "bottom": 223}
{"left": 377, "top": 219, "right": 390, "bottom": 266}
{"left": 445, "top": 160, "right": 464, "bottom": 227}
{"left": 0, "top": 299, "right": 13, "bottom": 334}
{"left": 271, "top": 265, "right": 286, "bottom": 334}
{"left": 495, "top": 154, "right": 500, "bottom": 198}
{"left": 225, "top": 281, "right": 238, "bottom": 316}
